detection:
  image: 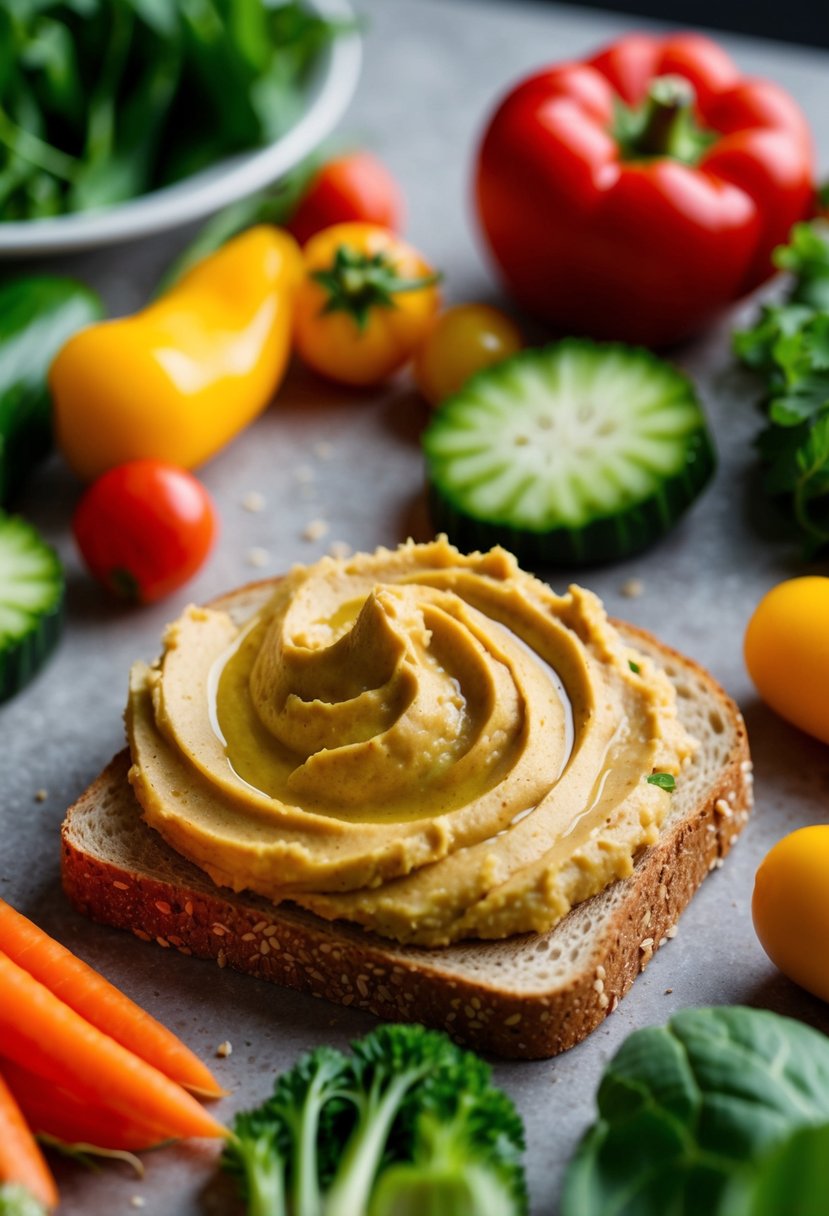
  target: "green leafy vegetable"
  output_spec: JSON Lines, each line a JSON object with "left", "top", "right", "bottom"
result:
{"left": 646, "top": 772, "right": 675, "bottom": 791}
{"left": 628, "top": 660, "right": 640, "bottom": 674}
{"left": 222, "top": 1023, "right": 528, "bottom": 1216}
{"left": 734, "top": 220, "right": 829, "bottom": 553}
{"left": 0, "top": 0, "right": 345, "bottom": 220}
{"left": 0, "top": 275, "right": 104, "bottom": 505}
{"left": 562, "top": 1006, "right": 829, "bottom": 1216}
{"left": 726, "top": 1123, "right": 829, "bottom": 1216}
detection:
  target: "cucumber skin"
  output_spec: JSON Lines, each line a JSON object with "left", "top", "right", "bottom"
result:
{"left": 0, "top": 593, "right": 64, "bottom": 704}
{"left": 0, "top": 533, "right": 65, "bottom": 705}
{"left": 427, "top": 427, "right": 716, "bottom": 568}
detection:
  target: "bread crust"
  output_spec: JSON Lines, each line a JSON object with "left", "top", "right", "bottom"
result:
{"left": 60, "top": 613, "right": 752, "bottom": 1060}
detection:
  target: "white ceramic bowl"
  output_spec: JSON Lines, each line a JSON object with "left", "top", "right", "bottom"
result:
{"left": 0, "top": 0, "right": 361, "bottom": 256}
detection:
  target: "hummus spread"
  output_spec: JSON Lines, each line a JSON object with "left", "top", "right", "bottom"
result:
{"left": 126, "top": 539, "right": 695, "bottom": 946}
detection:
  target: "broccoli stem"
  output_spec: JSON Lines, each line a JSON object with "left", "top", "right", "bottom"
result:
{"left": 293, "top": 1101, "right": 321, "bottom": 1216}
{"left": 0, "top": 1183, "right": 49, "bottom": 1216}
{"left": 291, "top": 1065, "right": 343, "bottom": 1216}
{"left": 370, "top": 1109, "right": 519, "bottom": 1216}
{"left": 323, "top": 1071, "right": 424, "bottom": 1216}
{"left": 223, "top": 1025, "right": 528, "bottom": 1216}
{"left": 239, "top": 1137, "right": 288, "bottom": 1216}
{"left": 370, "top": 1159, "right": 518, "bottom": 1216}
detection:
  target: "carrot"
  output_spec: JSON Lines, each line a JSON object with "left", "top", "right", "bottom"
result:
{"left": 0, "top": 1066, "right": 58, "bottom": 1210}
{"left": 1, "top": 1057, "right": 169, "bottom": 1153}
{"left": 0, "top": 951, "right": 227, "bottom": 1144}
{"left": 0, "top": 898, "right": 223, "bottom": 1097}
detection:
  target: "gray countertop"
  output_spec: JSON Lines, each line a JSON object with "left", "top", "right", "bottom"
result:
{"left": 3, "top": 1, "right": 829, "bottom": 1212}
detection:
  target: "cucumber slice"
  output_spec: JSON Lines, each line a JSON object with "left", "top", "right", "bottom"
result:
{"left": 0, "top": 513, "right": 64, "bottom": 703}
{"left": 423, "top": 340, "right": 715, "bottom": 566}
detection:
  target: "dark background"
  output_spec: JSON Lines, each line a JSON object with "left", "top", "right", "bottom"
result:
{"left": 515, "top": 0, "right": 829, "bottom": 48}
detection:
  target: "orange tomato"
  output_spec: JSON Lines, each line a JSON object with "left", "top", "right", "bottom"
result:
{"left": 294, "top": 223, "right": 440, "bottom": 386}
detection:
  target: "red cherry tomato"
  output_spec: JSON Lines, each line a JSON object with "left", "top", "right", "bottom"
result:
{"left": 73, "top": 460, "right": 218, "bottom": 604}
{"left": 288, "top": 152, "right": 404, "bottom": 246}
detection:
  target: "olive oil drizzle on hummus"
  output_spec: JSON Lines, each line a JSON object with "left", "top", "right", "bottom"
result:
{"left": 126, "top": 539, "right": 695, "bottom": 946}
{"left": 207, "top": 597, "right": 576, "bottom": 826}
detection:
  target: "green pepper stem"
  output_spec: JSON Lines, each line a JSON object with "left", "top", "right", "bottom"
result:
{"left": 634, "top": 75, "right": 697, "bottom": 158}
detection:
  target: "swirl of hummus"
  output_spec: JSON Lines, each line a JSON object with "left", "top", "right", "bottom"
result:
{"left": 127, "top": 539, "right": 695, "bottom": 946}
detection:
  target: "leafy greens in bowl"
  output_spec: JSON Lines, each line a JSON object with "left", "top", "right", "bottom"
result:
{"left": 0, "top": 0, "right": 361, "bottom": 254}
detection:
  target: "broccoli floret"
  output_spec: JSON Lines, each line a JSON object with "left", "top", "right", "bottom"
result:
{"left": 223, "top": 1045, "right": 351, "bottom": 1216}
{"left": 222, "top": 1102, "right": 290, "bottom": 1216}
{"left": 324, "top": 1024, "right": 466, "bottom": 1216}
{"left": 369, "top": 1035, "right": 528, "bottom": 1216}
{"left": 222, "top": 1024, "right": 528, "bottom": 1216}
{"left": 0, "top": 1184, "right": 48, "bottom": 1216}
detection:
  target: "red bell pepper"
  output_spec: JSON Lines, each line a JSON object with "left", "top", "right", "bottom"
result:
{"left": 475, "top": 32, "right": 815, "bottom": 347}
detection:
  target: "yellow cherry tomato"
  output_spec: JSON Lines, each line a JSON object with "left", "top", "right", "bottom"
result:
{"left": 414, "top": 303, "right": 522, "bottom": 406}
{"left": 294, "top": 222, "right": 440, "bottom": 386}
{"left": 745, "top": 576, "right": 829, "bottom": 745}
{"left": 753, "top": 826, "right": 829, "bottom": 1003}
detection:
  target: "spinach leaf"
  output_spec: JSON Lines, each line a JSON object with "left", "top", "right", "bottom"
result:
{"left": 562, "top": 1006, "right": 829, "bottom": 1216}
{"left": 123, "top": 0, "right": 178, "bottom": 37}
{"left": 726, "top": 1124, "right": 829, "bottom": 1216}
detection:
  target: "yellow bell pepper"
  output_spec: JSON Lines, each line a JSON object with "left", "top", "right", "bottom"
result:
{"left": 51, "top": 226, "right": 302, "bottom": 481}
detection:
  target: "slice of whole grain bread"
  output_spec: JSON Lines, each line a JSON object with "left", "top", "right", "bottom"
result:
{"left": 61, "top": 581, "right": 752, "bottom": 1060}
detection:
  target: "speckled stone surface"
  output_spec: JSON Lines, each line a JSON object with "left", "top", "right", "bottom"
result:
{"left": 2, "top": 2, "right": 829, "bottom": 1212}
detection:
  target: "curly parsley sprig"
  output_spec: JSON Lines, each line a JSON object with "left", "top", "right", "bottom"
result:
{"left": 734, "top": 219, "right": 829, "bottom": 555}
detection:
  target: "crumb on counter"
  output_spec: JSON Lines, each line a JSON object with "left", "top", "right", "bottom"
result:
{"left": 241, "top": 491, "right": 266, "bottom": 513}
{"left": 620, "top": 578, "right": 644, "bottom": 598}
{"left": 216, "top": 1040, "right": 233, "bottom": 1058}
{"left": 130, "top": 1198, "right": 146, "bottom": 1210}
{"left": 302, "top": 519, "right": 329, "bottom": 542}
{"left": 664, "top": 988, "right": 673, "bottom": 995}
{"left": 246, "top": 547, "right": 270, "bottom": 569}
{"left": 329, "top": 540, "right": 352, "bottom": 560}
{"left": 313, "top": 440, "right": 335, "bottom": 460}
{"left": 34, "top": 789, "right": 48, "bottom": 802}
